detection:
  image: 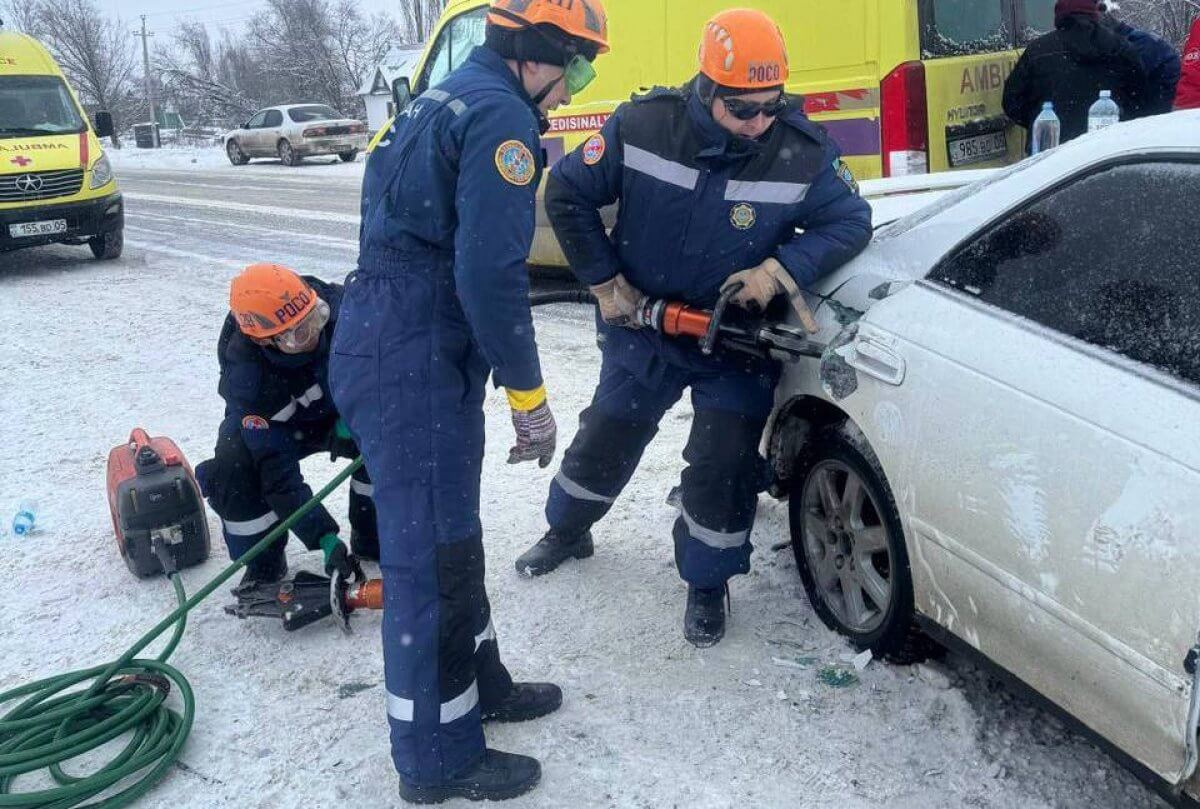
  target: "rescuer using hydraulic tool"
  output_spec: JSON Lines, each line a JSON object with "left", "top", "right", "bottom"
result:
{"left": 195, "top": 263, "right": 377, "bottom": 593}
{"left": 517, "top": 8, "right": 873, "bottom": 648}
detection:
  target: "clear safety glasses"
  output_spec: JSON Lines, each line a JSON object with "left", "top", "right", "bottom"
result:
{"left": 272, "top": 298, "right": 330, "bottom": 353}
{"left": 563, "top": 54, "right": 597, "bottom": 96}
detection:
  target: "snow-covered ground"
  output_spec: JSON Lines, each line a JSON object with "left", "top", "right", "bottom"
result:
{"left": 0, "top": 156, "right": 1169, "bottom": 808}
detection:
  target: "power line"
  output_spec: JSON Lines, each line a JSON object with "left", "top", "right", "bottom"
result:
{"left": 141, "top": 0, "right": 263, "bottom": 17}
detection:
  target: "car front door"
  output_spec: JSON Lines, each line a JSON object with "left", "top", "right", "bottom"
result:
{"left": 241, "top": 111, "right": 268, "bottom": 155}
{"left": 261, "top": 109, "right": 284, "bottom": 155}
{"left": 871, "top": 158, "right": 1200, "bottom": 783}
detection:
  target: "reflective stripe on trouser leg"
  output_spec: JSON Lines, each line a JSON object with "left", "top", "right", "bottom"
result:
{"left": 546, "top": 360, "right": 682, "bottom": 535}
{"left": 672, "top": 409, "right": 766, "bottom": 589}
{"left": 437, "top": 534, "right": 513, "bottom": 713}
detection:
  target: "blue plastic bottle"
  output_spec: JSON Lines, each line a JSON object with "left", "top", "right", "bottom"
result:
{"left": 12, "top": 500, "right": 37, "bottom": 536}
{"left": 1031, "top": 102, "right": 1061, "bottom": 154}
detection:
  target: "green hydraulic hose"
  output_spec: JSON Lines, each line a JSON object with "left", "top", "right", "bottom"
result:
{"left": 0, "top": 458, "right": 364, "bottom": 809}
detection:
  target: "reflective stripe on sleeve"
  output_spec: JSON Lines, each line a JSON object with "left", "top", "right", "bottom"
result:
{"left": 271, "top": 384, "right": 324, "bottom": 422}
{"left": 350, "top": 479, "right": 374, "bottom": 497}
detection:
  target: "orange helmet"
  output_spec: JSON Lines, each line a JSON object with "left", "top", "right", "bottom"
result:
{"left": 699, "top": 8, "right": 790, "bottom": 90}
{"left": 488, "top": 0, "right": 610, "bottom": 55}
{"left": 230, "top": 263, "right": 318, "bottom": 339}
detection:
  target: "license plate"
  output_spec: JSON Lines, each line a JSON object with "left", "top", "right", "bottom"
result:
{"left": 9, "top": 219, "right": 67, "bottom": 239}
{"left": 948, "top": 131, "right": 1008, "bottom": 167}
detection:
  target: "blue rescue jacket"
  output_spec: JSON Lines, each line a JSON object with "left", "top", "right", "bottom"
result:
{"left": 216, "top": 275, "right": 343, "bottom": 546}
{"left": 546, "top": 84, "right": 873, "bottom": 378}
{"left": 1115, "top": 21, "right": 1182, "bottom": 115}
{"left": 357, "top": 46, "right": 546, "bottom": 391}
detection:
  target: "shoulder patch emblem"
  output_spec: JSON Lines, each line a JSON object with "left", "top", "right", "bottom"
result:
{"left": 582, "top": 133, "right": 606, "bottom": 166}
{"left": 495, "top": 139, "right": 536, "bottom": 186}
{"left": 242, "top": 415, "right": 269, "bottom": 431}
{"left": 730, "top": 202, "right": 757, "bottom": 231}
{"left": 834, "top": 159, "right": 859, "bottom": 196}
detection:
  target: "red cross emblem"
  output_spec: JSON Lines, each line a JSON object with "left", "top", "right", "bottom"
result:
{"left": 10, "top": 156, "right": 32, "bottom": 167}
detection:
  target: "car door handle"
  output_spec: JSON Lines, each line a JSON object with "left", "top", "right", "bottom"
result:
{"left": 848, "top": 337, "right": 905, "bottom": 386}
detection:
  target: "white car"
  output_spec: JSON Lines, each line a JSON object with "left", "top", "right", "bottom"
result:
{"left": 765, "top": 110, "right": 1200, "bottom": 803}
{"left": 223, "top": 104, "right": 368, "bottom": 166}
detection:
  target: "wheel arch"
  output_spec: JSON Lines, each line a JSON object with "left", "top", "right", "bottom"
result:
{"left": 767, "top": 394, "right": 856, "bottom": 496}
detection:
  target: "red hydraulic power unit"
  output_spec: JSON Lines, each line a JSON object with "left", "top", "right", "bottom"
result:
{"left": 106, "top": 428, "right": 210, "bottom": 578}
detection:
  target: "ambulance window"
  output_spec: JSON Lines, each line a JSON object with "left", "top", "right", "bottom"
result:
{"left": 930, "top": 161, "right": 1200, "bottom": 387}
{"left": 0, "top": 75, "right": 85, "bottom": 137}
{"left": 1016, "top": 0, "right": 1056, "bottom": 42}
{"left": 920, "top": 0, "right": 1012, "bottom": 57}
{"left": 416, "top": 7, "right": 488, "bottom": 94}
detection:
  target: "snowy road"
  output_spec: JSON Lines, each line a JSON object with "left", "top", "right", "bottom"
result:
{"left": 0, "top": 150, "right": 1171, "bottom": 808}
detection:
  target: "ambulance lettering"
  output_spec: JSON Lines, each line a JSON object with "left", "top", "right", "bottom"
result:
{"left": 959, "top": 60, "right": 1014, "bottom": 94}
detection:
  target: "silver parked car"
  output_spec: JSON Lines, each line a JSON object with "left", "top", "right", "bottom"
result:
{"left": 224, "top": 104, "right": 368, "bottom": 166}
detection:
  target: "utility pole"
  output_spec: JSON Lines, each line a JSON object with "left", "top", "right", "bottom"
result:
{"left": 133, "top": 15, "right": 158, "bottom": 146}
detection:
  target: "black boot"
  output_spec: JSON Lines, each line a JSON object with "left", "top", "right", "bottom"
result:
{"left": 231, "top": 554, "right": 288, "bottom": 595}
{"left": 350, "top": 528, "right": 379, "bottom": 562}
{"left": 514, "top": 529, "right": 593, "bottom": 577}
{"left": 684, "top": 585, "right": 728, "bottom": 648}
{"left": 397, "top": 749, "right": 541, "bottom": 804}
{"left": 482, "top": 682, "right": 562, "bottom": 723}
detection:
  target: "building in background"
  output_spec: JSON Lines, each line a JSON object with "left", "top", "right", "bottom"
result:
{"left": 357, "top": 45, "right": 424, "bottom": 132}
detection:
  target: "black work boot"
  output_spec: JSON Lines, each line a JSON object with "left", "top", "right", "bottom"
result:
{"left": 350, "top": 528, "right": 379, "bottom": 562}
{"left": 684, "top": 585, "right": 728, "bottom": 648}
{"left": 482, "top": 682, "right": 562, "bottom": 723}
{"left": 514, "top": 529, "right": 593, "bottom": 577}
{"left": 397, "top": 749, "right": 541, "bottom": 804}
{"left": 231, "top": 554, "right": 288, "bottom": 595}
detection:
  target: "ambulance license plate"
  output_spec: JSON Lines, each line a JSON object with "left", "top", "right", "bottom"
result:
{"left": 948, "top": 131, "right": 1008, "bottom": 167}
{"left": 9, "top": 219, "right": 67, "bottom": 239}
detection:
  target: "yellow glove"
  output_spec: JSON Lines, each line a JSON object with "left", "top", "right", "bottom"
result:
{"left": 720, "top": 257, "right": 788, "bottom": 313}
{"left": 590, "top": 273, "right": 644, "bottom": 328}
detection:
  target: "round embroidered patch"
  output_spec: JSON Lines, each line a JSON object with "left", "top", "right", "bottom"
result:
{"left": 495, "top": 139, "right": 536, "bottom": 186}
{"left": 242, "top": 415, "right": 269, "bottom": 431}
{"left": 730, "top": 202, "right": 757, "bottom": 231}
{"left": 582, "top": 133, "right": 606, "bottom": 166}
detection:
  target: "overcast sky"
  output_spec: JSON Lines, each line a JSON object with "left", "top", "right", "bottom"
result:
{"left": 103, "top": 0, "right": 404, "bottom": 40}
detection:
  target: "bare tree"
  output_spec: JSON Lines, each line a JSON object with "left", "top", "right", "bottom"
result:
{"left": 5, "top": 0, "right": 139, "bottom": 146}
{"left": 1110, "top": 0, "right": 1200, "bottom": 45}
{"left": 398, "top": 0, "right": 445, "bottom": 43}
{"left": 157, "top": 21, "right": 262, "bottom": 126}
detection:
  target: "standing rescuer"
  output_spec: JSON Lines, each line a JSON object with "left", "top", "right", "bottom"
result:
{"left": 196, "top": 263, "right": 377, "bottom": 591}
{"left": 516, "top": 8, "right": 873, "bottom": 647}
{"left": 328, "top": 0, "right": 609, "bottom": 802}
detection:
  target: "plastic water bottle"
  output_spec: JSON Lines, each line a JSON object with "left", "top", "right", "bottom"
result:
{"left": 12, "top": 500, "right": 37, "bottom": 536}
{"left": 1088, "top": 90, "right": 1121, "bottom": 132}
{"left": 1031, "top": 102, "right": 1061, "bottom": 154}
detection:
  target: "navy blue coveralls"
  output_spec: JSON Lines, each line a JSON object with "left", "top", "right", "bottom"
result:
{"left": 544, "top": 85, "right": 872, "bottom": 589}
{"left": 329, "top": 46, "right": 544, "bottom": 785}
{"left": 197, "top": 277, "right": 377, "bottom": 577}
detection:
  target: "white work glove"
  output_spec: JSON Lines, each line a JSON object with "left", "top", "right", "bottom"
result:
{"left": 720, "top": 257, "right": 788, "bottom": 313}
{"left": 590, "top": 273, "right": 644, "bottom": 328}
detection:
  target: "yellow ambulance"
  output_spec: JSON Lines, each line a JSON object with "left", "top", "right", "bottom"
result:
{"left": 0, "top": 25, "right": 123, "bottom": 260}
{"left": 390, "top": 0, "right": 1055, "bottom": 266}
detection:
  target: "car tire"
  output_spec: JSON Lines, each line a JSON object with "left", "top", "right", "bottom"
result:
{"left": 89, "top": 228, "right": 123, "bottom": 260}
{"left": 226, "top": 140, "right": 249, "bottom": 165}
{"left": 278, "top": 139, "right": 300, "bottom": 166}
{"left": 787, "top": 424, "right": 934, "bottom": 663}
{"left": 338, "top": 150, "right": 358, "bottom": 163}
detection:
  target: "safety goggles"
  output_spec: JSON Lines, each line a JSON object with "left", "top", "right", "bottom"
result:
{"left": 722, "top": 94, "right": 788, "bottom": 121}
{"left": 272, "top": 298, "right": 330, "bottom": 353}
{"left": 563, "top": 54, "right": 597, "bottom": 96}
